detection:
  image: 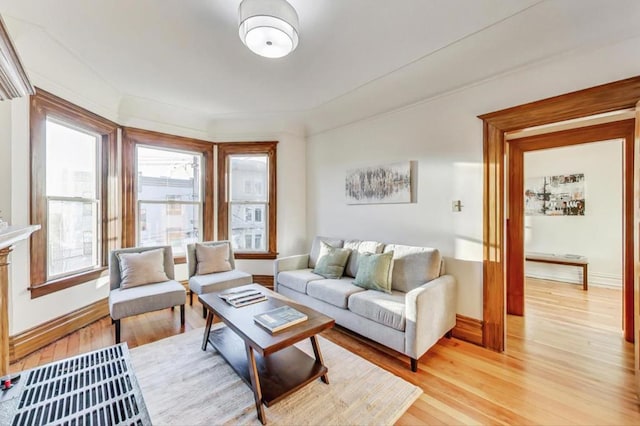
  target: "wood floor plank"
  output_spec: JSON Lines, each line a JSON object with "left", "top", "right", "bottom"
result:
{"left": 8, "top": 280, "right": 640, "bottom": 425}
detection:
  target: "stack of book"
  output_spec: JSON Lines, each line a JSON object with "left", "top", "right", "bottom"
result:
{"left": 218, "top": 289, "right": 267, "bottom": 307}
{"left": 254, "top": 306, "right": 308, "bottom": 334}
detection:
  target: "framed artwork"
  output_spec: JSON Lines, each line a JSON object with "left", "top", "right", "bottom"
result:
{"left": 345, "top": 162, "right": 412, "bottom": 204}
{"left": 525, "top": 173, "right": 585, "bottom": 216}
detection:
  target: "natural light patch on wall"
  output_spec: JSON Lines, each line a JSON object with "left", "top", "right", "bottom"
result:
{"left": 452, "top": 162, "right": 482, "bottom": 261}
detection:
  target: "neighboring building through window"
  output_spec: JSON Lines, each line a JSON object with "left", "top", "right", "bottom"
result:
{"left": 45, "top": 119, "right": 100, "bottom": 278}
{"left": 135, "top": 146, "right": 202, "bottom": 256}
{"left": 218, "top": 142, "right": 277, "bottom": 259}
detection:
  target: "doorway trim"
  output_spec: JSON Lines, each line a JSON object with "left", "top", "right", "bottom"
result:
{"left": 479, "top": 76, "right": 640, "bottom": 351}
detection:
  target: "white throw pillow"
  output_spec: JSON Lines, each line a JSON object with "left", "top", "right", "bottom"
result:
{"left": 196, "top": 243, "right": 232, "bottom": 275}
{"left": 118, "top": 248, "right": 169, "bottom": 289}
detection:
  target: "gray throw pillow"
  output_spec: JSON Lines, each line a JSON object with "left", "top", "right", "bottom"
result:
{"left": 353, "top": 251, "right": 394, "bottom": 293}
{"left": 312, "top": 241, "right": 352, "bottom": 279}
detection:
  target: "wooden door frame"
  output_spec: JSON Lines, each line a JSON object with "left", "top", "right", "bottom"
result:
{"left": 479, "top": 76, "right": 640, "bottom": 351}
{"left": 506, "top": 120, "right": 635, "bottom": 342}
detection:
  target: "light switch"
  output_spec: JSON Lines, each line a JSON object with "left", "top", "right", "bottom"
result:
{"left": 452, "top": 200, "right": 463, "bottom": 212}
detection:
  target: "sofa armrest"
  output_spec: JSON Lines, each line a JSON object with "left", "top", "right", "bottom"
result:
{"left": 273, "top": 254, "right": 310, "bottom": 291}
{"left": 404, "top": 274, "right": 457, "bottom": 359}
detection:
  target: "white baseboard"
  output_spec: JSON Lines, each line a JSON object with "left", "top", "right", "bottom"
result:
{"left": 525, "top": 263, "right": 621, "bottom": 288}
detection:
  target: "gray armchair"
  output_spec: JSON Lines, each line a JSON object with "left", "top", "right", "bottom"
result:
{"left": 187, "top": 240, "right": 253, "bottom": 317}
{"left": 109, "top": 246, "right": 186, "bottom": 343}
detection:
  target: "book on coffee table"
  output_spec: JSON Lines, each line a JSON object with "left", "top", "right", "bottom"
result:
{"left": 254, "top": 306, "right": 308, "bottom": 333}
{"left": 219, "top": 289, "right": 267, "bottom": 307}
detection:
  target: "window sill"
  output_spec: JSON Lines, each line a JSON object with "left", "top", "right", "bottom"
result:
{"left": 30, "top": 267, "right": 109, "bottom": 299}
{"left": 235, "top": 252, "right": 278, "bottom": 260}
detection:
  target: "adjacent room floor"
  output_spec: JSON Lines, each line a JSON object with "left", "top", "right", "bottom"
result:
{"left": 10, "top": 278, "right": 639, "bottom": 425}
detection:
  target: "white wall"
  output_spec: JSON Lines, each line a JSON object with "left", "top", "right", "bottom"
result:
{"left": 524, "top": 141, "right": 623, "bottom": 287}
{"left": 306, "top": 35, "right": 640, "bottom": 320}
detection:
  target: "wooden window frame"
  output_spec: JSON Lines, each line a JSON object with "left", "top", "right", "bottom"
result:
{"left": 29, "top": 89, "right": 118, "bottom": 298}
{"left": 121, "top": 128, "right": 215, "bottom": 264}
{"left": 217, "top": 142, "right": 278, "bottom": 260}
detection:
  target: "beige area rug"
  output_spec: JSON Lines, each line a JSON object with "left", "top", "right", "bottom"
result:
{"left": 130, "top": 326, "right": 421, "bottom": 425}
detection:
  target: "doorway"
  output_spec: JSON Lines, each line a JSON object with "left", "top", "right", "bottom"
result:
{"left": 505, "top": 120, "right": 634, "bottom": 342}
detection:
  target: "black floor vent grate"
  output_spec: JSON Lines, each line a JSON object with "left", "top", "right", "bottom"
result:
{"left": 1, "top": 344, "right": 151, "bottom": 426}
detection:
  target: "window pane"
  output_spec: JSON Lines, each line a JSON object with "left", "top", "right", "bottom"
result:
{"left": 230, "top": 155, "right": 267, "bottom": 202}
{"left": 138, "top": 202, "right": 200, "bottom": 256}
{"left": 230, "top": 203, "right": 266, "bottom": 251}
{"left": 48, "top": 200, "right": 98, "bottom": 277}
{"left": 46, "top": 119, "right": 98, "bottom": 198}
{"left": 137, "top": 146, "right": 202, "bottom": 202}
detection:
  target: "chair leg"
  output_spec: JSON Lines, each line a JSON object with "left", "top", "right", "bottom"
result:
{"left": 114, "top": 319, "right": 121, "bottom": 344}
{"left": 202, "top": 305, "right": 206, "bottom": 319}
{"left": 190, "top": 291, "right": 193, "bottom": 306}
{"left": 410, "top": 358, "right": 418, "bottom": 372}
{"left": 180, "top": 304, "right": 185, "bottom": 325}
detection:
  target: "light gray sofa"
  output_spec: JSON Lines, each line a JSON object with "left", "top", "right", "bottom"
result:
{"left": 274, "top": 236, "right": 457, "bottom": 371}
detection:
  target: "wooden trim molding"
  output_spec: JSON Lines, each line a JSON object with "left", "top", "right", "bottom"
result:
{"left": 452, "top": 314, "right": 483, "bottom": 346}
{"left": 253, "top": 274, "right": 274, "bottom": 289}
{"left": 9, "top": 298, "right": 109, "bottom": 362}
{"left": 479, "top": 75, "right": 640, "bottom": 352}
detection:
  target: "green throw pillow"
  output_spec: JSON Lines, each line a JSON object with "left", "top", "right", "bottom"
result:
{"left": 312, "top": 241, "right": 352, "bottom": 279}
{"left": 353, "top": 251, "right": 394, "bottom": 293}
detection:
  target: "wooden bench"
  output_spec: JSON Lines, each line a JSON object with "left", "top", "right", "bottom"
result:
{"left": 525, "top": 252, "right": 588, "bottom": 290}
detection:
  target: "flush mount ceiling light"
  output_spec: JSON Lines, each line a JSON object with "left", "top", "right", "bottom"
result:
{"left": 238, "top": 0, "right": 299, "bottom": 59}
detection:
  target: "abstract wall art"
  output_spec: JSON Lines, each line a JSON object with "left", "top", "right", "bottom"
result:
{"left": 525, "top": 173, "right": 585, "bottom": 216}
{"left": 345, "top": 162, "right": 412, "bottom": 205}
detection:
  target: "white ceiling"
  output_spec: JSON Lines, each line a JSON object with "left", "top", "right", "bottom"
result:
{"left": 2, "top": 0, "right": 640, "bottom": 135}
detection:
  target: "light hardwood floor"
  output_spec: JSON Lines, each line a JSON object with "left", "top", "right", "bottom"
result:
{"left": 10, "top": 278, "right": 639, "bottom": 425}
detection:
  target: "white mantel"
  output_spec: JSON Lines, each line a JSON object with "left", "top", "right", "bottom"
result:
{"left": 0, "top": 225, "right": 41, "bottom": 249}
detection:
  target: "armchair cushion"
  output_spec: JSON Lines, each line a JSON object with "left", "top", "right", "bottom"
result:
{"left": 195, "top": 243, "right": 232, "bottom": 275}
{"left": 189, "top": 269, "right": 252, "bottom": 295}
{"left": 117, "top": 248, "right": 169, "bottom": 289}
{"left": 109, "top": 280, "right": 185, "bottom": 320}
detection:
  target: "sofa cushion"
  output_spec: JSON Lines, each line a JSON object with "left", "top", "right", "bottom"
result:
{"left": 189, "top": 270, "right": 253, "bottom": 295}
{"left": 195, "top": 242, "right": 232, "bottom": 275}
{"left": 278, "top": 269, "right": 324, "bottom": 294}
{"left": 383, "top": 244, "right": 442, "bottom": 292}
{"left": 309, "top": 236, "right": 344, "bottom": 268}
{"left": 348, "top": 290, "right": 406, "bottom": 331}
{"left": 343, "top": 239, "right": 385, "bottom": 278}
{"left": 312, "top": 241, "right": 352, "bottom": 279}
{"left": 307, "top": 278, "right": 366, "bottom": 309}
{"left": 353, "top": 251, "right": 394, "bottom": 293}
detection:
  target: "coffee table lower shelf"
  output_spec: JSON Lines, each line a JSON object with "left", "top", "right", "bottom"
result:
{"left": 207, "top": 326, "right": 328, "bottom": 406}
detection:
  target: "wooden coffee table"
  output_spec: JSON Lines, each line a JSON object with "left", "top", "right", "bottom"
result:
{"left": 199, "top": 284, "right": 335, "bottom": 425}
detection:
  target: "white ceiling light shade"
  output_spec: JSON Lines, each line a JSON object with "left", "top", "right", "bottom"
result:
{"left": 238, "top": 0, "right": 299, "bottom": 59}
